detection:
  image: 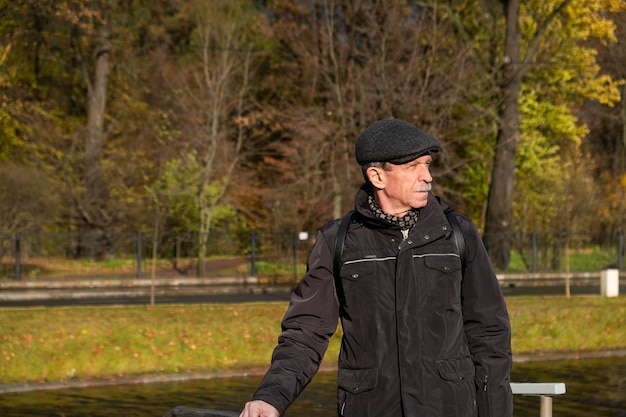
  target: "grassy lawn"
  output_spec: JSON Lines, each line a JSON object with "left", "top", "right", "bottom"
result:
{"left": 1, "top": 296, "right": 625, "bottom": 385}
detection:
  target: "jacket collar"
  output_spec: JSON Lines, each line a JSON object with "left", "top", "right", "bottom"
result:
{"left": 354, "top": 183, "right": 449, "bottom": 238}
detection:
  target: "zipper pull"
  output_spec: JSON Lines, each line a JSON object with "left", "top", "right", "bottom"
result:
{"left": 401, "top": 229, "right": 409, "bottom": 241}
{"left": 483, "top": 375, "right": 488, "bottom": 392}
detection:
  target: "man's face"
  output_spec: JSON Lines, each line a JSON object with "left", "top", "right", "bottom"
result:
{"left": 369, "top": 154, "right": 433, "bottom": 216}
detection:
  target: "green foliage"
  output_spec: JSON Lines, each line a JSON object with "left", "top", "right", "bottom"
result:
{"left": 514, "top": 90, "right": 575, "bottom": 231}
{"left": 0, "top": 45, "right": 25, "bottom": 162}
{"left": 511, "top": 0, "right": 625, "bottom": 240}
{"left": 147, "top": 152, "right": 236, "bottom": 232}
{"left": 0, "top": 164, "right": 59, "bottom": 235}
{"left": 0, "top": 109, "right": 22, "bottom": 161}
{"left": 0, "top": 0, "right": 624, "bottom": 243}
{"left": 519, "top": 0, "right": 625, "bottom": 122}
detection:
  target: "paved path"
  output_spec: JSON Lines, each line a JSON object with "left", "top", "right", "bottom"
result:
{"left": 2, "top": 283, "right": 624, "bottom": 307}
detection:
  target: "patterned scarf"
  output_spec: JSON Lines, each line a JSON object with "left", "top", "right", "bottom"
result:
{"left": 368, "top": 195, "right": 420, "bottom": 228}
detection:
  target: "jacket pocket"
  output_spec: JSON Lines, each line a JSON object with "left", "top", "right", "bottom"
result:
{"left": 338, "top": 261, "right": 376, "bottom": 315}
{"left": 424, "top": 255, "right": 461, "bottom": 275}
{"left": 436, "top": 357, "right": 475, "bottom": 382}
{"left": 337, "top": 367, "right": 378, "bottom": 417}
{"left": 340, "top": 260, "right": 376, "bottom": 281}
{"left": 337, "top": 367, "right": 378, "bottom": 393}
{"left": 424, "top": 255, "right": 462, "bottom": 306}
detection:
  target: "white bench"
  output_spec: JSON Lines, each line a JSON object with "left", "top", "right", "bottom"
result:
{"left": 510, "top": 382, "right": 567, "bottom": 417}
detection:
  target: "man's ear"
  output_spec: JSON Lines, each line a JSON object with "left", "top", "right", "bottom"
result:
{"left": 366, "top": 166, "right": 385, "bottom": 189}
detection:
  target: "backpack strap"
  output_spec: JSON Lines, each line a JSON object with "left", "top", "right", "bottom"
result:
{"left": 333, "top": 210, "right": 354, "bottom": 310}
{"left": 445, "top": 208, "right": 467, "bottom": 275}
{"left": 435, "top": 196, "right": 467, "bottom": 275}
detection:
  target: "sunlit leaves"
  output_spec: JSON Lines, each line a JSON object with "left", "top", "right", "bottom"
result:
{"left": 0, "top": 44, "right": 24, "bottom": 161}
{"left": 520, "top": 0, "right": 625, "bottom": 107}
{"left": 511, "top": 0, "right": 625, "bottom": 234}
{"left": 147, "top": 152, "right": 236, "bottom": 232}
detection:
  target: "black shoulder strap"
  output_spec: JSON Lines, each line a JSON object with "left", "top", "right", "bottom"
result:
{"left": 445, "top": 208, "right": 467, "bottom": 274}
{"left": 333, "top": 210, "right": 354, "bottom": 308}
{"left": 435, "top": 196, "right": 467, "bottom": 275}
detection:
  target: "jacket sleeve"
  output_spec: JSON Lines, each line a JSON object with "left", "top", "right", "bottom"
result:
{"left": 252, "top": 227, "right": 340, "bottom": 416}
{"left": 458, "top": 214, "right": 513, "bottom": 417}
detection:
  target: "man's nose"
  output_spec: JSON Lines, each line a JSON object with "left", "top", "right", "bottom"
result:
{"left": 419, "top": 166, "right": 432, "bottom": 182}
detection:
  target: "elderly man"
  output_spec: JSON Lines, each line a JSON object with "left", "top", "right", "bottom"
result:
{"left": 240, "top": 119, "right": 513, "bottom": 417}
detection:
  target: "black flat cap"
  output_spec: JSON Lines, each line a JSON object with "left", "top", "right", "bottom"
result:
{"left": 355, "top": 119, "right": 440, "bottom": 165}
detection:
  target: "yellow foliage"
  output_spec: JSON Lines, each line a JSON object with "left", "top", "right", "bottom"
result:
{"left": 0, "top": 43, "right": 10, "bottom": 66}
{"left": 518, "top": 0, "right": 625, "bottom": 131}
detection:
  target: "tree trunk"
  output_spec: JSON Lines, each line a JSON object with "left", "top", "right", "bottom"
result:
{"left": 79, "top": 18, "right": 111, "bottom": 258}
{"left": 84, "top": 26, "right": 109, "bottom": 213}
{"left": 622, "top": 84, "right": 626, "bottom": 155}
{"left": 483, "top": 0, "right": 521, "bottom": 269}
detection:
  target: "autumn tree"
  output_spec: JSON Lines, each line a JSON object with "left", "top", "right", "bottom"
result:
{"left": 1, "top": 0, "right": 624, "bottom": 275}
{"left": 258, "top": 0, "right": 488, "bottom": 231}
{"left": 474, "top": 0, "right": 626, "bottom": 269}
{"left": 73, "top": 2, "right": 112, "bottom": 256}
{"left": 152, "top": 0, "right": 265, "bottom": 276}
{"left": 2, "top": 2, "right": 110, "bottom": 254}
{"left": 580, "top": 9, "right": 626, "bottom": 238}
{"left": 0, "top": 1, "right": 195, "bottom": 256}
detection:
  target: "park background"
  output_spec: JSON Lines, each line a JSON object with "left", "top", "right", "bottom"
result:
{"left": 0, "top": 0, "right": 625, "bottom": 281}
{"left": 1, "top": 2, "right": 626, "bottom": 416}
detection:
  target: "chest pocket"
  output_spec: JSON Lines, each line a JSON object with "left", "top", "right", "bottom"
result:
{"left": 424, "top": 255, "right": 462, "bottom": 306}
{"left": 338, "top": 259, "right": 383, "bottom": 315}
{"left": 340, "top": 259, "right": 377, "bottom": 281}
{"left": 424, "top": 256, "right": 460, "bottom": 274}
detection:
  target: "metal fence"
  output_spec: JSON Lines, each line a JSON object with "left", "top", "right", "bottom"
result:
{"left": 0, "top": 230, "right": 623, "bottom": 282}
{"left": 0, "top": 230, "right": 314, "bottom": 283}
{"left": 505, "top": 230, "right": 624, "bottom": 273}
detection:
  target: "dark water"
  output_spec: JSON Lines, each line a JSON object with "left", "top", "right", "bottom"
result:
{"left": 1, "top": 356, "right": 625, "bottom": 417}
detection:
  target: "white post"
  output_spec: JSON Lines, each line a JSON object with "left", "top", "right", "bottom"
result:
{"left": 539, "top": 396, "right": 553, "bottom": 417}
{"left": 600, "top": 268, "right": 619, "bottom": 297}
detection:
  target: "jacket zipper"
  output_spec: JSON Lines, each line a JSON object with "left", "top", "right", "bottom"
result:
{"left": 482, "top": 375, "right": 492, "bottom": 417}
{"left": 401, "top": 229, "right": 409, "bottom": 241}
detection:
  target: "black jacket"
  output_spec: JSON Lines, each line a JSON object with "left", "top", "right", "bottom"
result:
{"left": 253, "top": 185, "right": 513, "bottom": 417}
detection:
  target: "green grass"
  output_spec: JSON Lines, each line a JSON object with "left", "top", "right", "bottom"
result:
{"left": 506, "top": 296, "right": 626, "bottom": 353}
{"left": 505, "top": 246, "right": 618, "bottom": 272}
{"left": 0, "top": 296, "right": 625, "bottom": 385}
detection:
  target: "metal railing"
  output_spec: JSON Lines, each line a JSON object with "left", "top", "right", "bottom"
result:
{"left": 1, "top": 229, "right": 623, "bottom": 282}
{"left": 162, "top": 382, "right": 567, "bottom": 417}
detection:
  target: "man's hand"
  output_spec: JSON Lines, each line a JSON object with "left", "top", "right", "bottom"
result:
{"left": 239, "top": 400, "right": 280, "bottom": 417}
